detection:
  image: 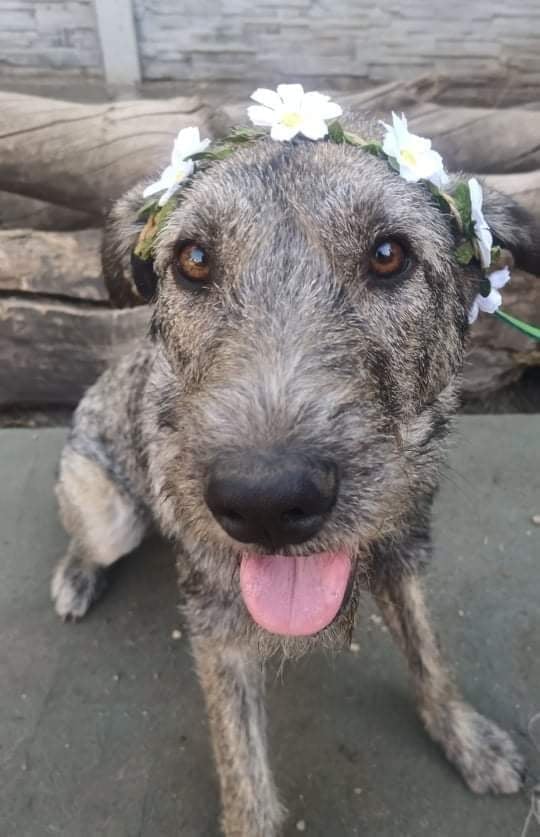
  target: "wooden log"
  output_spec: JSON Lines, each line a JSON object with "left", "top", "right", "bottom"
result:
{"left": 407, "top": 105, "right": 540, "bottom": 174}
{"left": 340, "top": 73, "right": 540, "bottom": 111}
{"left": 484, "top": 171, "right": 540, "bottom": 221}
{"left": 0, "top": 229, "right": 106, "bottom": 300}
{"left": 0, "top": 191, "right": 96, "bottom": 231}
{"left": 462, "top": 269, "right": 540, "bottom": 396}
{"left": 0, "top": 297, "right": 149, "bottom": 407}
{"left": 0, "top": 92, "right": 213, "bottom": 217}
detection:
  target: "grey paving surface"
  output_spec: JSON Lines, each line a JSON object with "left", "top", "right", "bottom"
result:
{"left": 0, "top": 417, "right": 539, "bottom": 837}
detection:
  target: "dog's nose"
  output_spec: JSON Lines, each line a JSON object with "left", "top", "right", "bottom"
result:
{"left": 205, "top": 451, "right": 338, "bottom": 548}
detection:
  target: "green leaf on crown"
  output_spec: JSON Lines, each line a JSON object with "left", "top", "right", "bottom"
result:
{"left": 137, "top": 197, "right": 160, "bottom": 221}
{"left": 133, "top": 220, "right": 156, "bottom": 261}
{"left": 343, "top": 130, "right": 383, "bottom": 155}
{"left": 192, "top": 128, "right": 265, "bottom": 164}
{"left": 193, "top": 146, "right": 235, "bottom": 162}
{"left": 229, "top": 127, "right": 265, "bottom": 143}
{"left": 455, "top": 240, "right": 475, "bottom": 265}
{"left": 359, "top": 140, "right": 384, "bottom": 155}
{"left": 327, "top": 123, "right": 384, "bottom": 155}
{"left": 133, "top": 197, "right": 176, "bottom": 261}
{"left": 327, "top": 120, "right": 345, "bottom": 143}
{"left": 452, "top": 182, "right": 472, "bottom": 229}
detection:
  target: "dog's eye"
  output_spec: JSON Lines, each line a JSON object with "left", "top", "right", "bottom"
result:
{"left": 369, "top": 240, "right": 406, "bottom": 277}
{"left": 176, "top": 242, "right": 210, "bottom": 284}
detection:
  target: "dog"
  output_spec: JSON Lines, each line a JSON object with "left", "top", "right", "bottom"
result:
{"left": 51, "top": 109, "right": 539, "bottom": 836}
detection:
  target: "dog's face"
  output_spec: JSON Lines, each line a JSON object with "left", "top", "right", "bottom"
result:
{"left": 110, "top": 116, "right": 539, "bottom": 654}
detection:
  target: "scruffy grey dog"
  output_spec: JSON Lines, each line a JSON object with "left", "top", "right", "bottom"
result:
{"left": 52, "top": 113, "right": 539, "bottom": 836}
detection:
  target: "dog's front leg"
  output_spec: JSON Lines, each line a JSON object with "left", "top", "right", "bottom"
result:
{"left": 191, "top": 636, "right": 284, "bottom": 837}
{"left": 373, "top": 568, "right": 524, "bottom": 794}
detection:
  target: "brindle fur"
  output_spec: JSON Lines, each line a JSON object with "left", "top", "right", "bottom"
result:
{"left": 52, "top": 113, "right": 539, "bottom": 835}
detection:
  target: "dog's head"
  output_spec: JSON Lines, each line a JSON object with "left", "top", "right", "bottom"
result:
{"left": 106, "top": 113, "right": 539, "bottom": 653}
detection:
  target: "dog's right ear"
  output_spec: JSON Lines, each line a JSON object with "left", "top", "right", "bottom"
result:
{"left": 101, "top": 181, "right": 159, "bottom": 307}
{"left": 480, "top": 185, "right": 540, "bottom": 277}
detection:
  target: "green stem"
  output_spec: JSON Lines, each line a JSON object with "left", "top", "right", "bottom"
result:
{"left": 495, "top": 309, "right": 540, "bottom": 340}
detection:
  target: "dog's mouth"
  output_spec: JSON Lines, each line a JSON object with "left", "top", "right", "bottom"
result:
{"left": 239, "top": 551, "right": 352, "bottom": 636}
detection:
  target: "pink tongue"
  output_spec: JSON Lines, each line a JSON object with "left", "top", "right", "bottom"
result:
{"left": 240, "top": 552, "right": 351, "bottom": 636}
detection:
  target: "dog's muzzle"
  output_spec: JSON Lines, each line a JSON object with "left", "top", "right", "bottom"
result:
{"left": 205, "top": 448, "right": 351, "bottom": 636}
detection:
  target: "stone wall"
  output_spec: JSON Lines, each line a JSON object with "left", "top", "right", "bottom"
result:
{"left": 0, "top": 1, "right": 101, "bottom": 76}
{"left": 132, "top": 0, "right": 540, "bottom": 87}
{"left": 1, "top": 0, "right": 540, "bottom": 94}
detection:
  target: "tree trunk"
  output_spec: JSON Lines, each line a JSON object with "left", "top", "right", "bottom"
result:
{"left": 0, "top": 297, "right": 148, "bottom": 407}
{"left": 408, "top": 104, "right": 540, "bottom": 173}
{"left": 463, "top": 270, "right": 540, "bottom": 397}
{"left": 484, "top": 171, "right": 540, "bottom": 220}
{"left": 0, "top": 228, "right": 105, "bottom": 300}
{"left": 0, "top": 92, "right": 212, "bottom": 217}
{"left": 0, "top": 191, "right": 96, "bottom": 231}
{"left": 339, "top": 74, "right": 540, "bottom": 112}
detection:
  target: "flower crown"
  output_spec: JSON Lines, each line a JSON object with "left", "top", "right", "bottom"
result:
{"left": 135, "top": 84, "right": 539, "bottom": 339}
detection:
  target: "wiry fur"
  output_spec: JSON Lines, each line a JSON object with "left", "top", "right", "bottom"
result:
{"left": 52, "top": 113, "right": 539, "bottom": 835}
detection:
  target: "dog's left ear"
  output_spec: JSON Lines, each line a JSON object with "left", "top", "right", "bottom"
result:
{"left": 101, "top": 179, "right": 159, "bottom": 307}
{"left": 481, "top": 185, "right": 540, "bottom": 275}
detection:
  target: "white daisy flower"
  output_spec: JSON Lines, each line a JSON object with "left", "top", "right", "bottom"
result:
{"left": 468, "top": 178, "right": 493, "bottom": 269}
{"left": 143, "top": 126, "right": 211, "bottom": 207}
{"left": 468, "top": 267, "right": 511, "bottom": 324}
{"left": 381, "top": 112, "right": 448, "bottom": 188}
{"left": 247, "top": 84, "right": 342, "bottom": 142}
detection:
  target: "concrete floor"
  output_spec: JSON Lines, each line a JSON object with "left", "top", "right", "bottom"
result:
{"left": 1, "top": 417, "right": 539, "bottom": 837}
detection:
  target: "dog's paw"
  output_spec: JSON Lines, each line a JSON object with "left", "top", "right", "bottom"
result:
{"left": 51, "top": 558, "right": 107, "bottom": 621}
{"left": 433, "top": 701, "right": 525, "bottom": 795}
